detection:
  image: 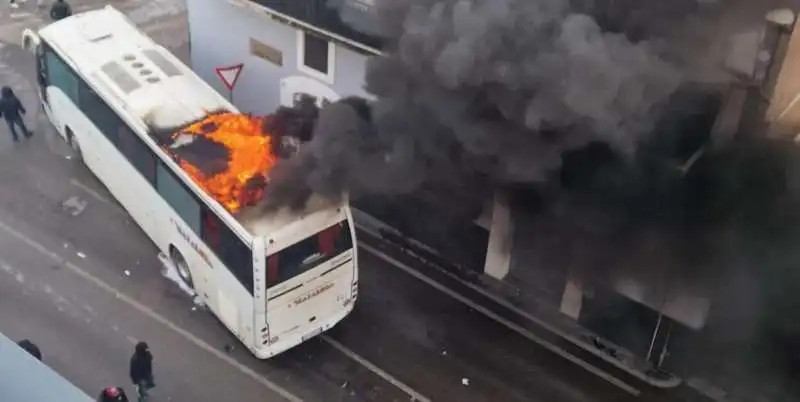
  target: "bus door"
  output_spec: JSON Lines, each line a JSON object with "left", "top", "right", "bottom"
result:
{"left": 21, "top": 30, "right": 48, "bottom": 106}
{"left": 35, "top": 45, "right": 48, "bottom": 105}
{"left": 252, "top": 236, "right": 267, "bottom": 347}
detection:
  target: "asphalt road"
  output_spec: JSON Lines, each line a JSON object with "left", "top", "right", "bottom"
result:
{"left": 0, "top": 1, "right": 666, "bottom": 402}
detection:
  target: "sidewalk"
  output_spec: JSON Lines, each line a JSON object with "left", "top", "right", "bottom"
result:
{"left": 352, "top": 208, "right": 682, "bottom": 392}
{"left": 352, "top": 206, "right": 800, "bottom": 402}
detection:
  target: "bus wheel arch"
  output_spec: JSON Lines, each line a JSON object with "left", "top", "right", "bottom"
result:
{"left": 65, "top": 126, "right": 83, "bottom": 162}
{"left": 168, "top": 245, "right": 195, "bottom": 290}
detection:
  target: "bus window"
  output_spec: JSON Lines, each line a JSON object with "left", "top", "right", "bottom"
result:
{"left": 43, "top": 44, "right": 78, "bottom": 102}
{"left": 201, "top": 207, "right": 254, "bottom": 294}
{"left": 266, "top": 221, "right": 352, "bottom": 287}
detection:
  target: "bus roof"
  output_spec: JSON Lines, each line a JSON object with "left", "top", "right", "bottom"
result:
{"left": 0, "top": 333, "right": 94, "bottom": 402}
{"left": 37, "top": 7, "right": 340, "bottom": 236}
{"left": 38, "top": 6, "right": 234, "bottom": 129}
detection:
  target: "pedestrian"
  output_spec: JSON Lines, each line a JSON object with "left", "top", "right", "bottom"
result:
{"left": 49, "top": 0, "right": 71, "bottom": 21}
{"left": 97, "top": 386, "right": 129, "bottom": 402}
{"left": 0, "top": 86, "right": 32, "bottom": 142}
{"left": 16, "top": 339, "right": 42, "bottom": 361}
{"left": 129, "top": 342, "right": 155, "bottom": 402}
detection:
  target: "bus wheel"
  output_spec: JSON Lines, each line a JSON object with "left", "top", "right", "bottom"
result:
{"left": 169, "top": 247, "right": 195, "bottom": 290}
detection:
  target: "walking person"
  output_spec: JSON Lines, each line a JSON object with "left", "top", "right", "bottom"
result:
{"left": 49, "top": 0, "right": 71, "bottom": 21}
{"left": 97, "top": 386, "right": 129, "bottom": 402}
{"left": 0, "top": 86, "right": 32, "bottom": 142}
{"left": 129, "top": 342, "right": 155, "bottom": 402}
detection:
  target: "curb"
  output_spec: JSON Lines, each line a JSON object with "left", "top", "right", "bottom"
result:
{"left": 351, "top": 207, "right": 683, "bottom": 390}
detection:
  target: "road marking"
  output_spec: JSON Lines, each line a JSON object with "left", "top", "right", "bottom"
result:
{"left": 0, "top": 217, "right": 303, "bottom": 402}
{"left": 69, "top": 178, "right": 110, "bottom": 204}
{"left": 320, "top": 335, "right": 431, "bottom": 402}
{"left": 357, "top": 242, "right": 641, "bottom": 396}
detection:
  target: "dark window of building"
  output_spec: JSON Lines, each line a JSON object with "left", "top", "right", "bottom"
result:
{"left": 302, "top": 31, "right": 329, "bottom": 75}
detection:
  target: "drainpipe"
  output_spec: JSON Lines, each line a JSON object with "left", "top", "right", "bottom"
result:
{"left": 755, "top": 9, "right": 796, "bottom": 136}
{"left": 754, "top": 9, "right": 795, "bottom": 96}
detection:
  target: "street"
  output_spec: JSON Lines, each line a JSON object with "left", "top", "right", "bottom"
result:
{"left": 0, "top": 1, "right": 661, "bottom": 401}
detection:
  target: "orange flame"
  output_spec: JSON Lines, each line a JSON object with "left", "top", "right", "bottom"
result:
{"left": 169, "top": 112, "right": 277, "bottom": 214}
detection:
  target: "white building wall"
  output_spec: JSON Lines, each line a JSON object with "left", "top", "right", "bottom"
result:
{"left": 187, "top": 0, "right": 373, "bottom": 115}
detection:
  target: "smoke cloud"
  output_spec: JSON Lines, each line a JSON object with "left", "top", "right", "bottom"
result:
{"left": 263, "top": 0, "right": 745, "bottom": 210}
{"left": 256, "top": 0, "right": 800, "bottom": 394}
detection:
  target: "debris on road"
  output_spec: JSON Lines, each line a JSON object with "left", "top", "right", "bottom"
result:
{"left": 123, "top": 270, "right": 131, "bottom": 277}
{"left": 76, "top": 251, "right": 86, "bottom": 259}
{"left": 462, "top": 378, "right": 469, "bottom": 386}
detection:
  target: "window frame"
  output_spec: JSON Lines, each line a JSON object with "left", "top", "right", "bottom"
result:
{"left": 296, "top": 29, "right": 335, "bottom": 84}
{"left": 118, "top": 125, "right": 157, "bottom": 185}
{"left": 77, "top": 80, "right": 121, "bottom": 145}
{"left": 201, "top": 207, "right": 254, "bottom": 294}
{"left": 266, "top": 220, "right": 353, "bottom": 288}
{"left": 42, "top": 43, "right": 78, "bottom": 102}
{"left": 156, "top": 161, "right": 202, "bottom": 235}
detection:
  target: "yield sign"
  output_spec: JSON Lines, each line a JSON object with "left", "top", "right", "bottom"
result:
{"left": 214, "top": 63, "right": 244, "bottom": 91}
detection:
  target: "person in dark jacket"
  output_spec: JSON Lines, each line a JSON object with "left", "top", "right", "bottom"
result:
{"left": 49, "top": 0, "right": 71, "bottom": 21}
{"left": 16, "top": 339, "right": 42, "bottom": 361}
{"left": 129, "top": 342, "right": 154, "bottom": 402}
{"left": 97, "top": 386, "right": 129, "bottom": 402}
{"left": 0, "top": 86, "right": 31, "bottom": 142}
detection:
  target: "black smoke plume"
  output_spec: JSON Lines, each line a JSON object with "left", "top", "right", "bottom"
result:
{"left": 262, "top": 0, "right": 747, "bottom": 210}
{"left": 259, "top": 0, "right": 800, "bottom": 393}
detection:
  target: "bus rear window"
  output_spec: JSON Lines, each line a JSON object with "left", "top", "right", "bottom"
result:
{"left": 266, "top": 221, "right": 352, "bottom": 287}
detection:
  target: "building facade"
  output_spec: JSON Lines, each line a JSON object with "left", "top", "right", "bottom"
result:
{"left": 187, "top": 0, "right": 378, "bottom": 115}
{"left": 184, "top": 0, "right": 793, "bottom": 382}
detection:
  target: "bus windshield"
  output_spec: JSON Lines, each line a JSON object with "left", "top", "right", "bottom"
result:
{"left": 266, "top": 220, "right": 352, "bottom": 287}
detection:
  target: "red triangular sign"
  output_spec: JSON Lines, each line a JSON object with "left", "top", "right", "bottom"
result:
{"left": 215, "top": 64, "right": 244, "bottom": 91}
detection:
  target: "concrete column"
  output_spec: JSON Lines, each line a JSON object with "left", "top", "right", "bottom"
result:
{"left": 559, "top": 278, "right": 583, "bottom": 320}
{"left": 756, "top": 9, "right": 796, "bottom": 97}
{"left": 759, "top": 9, "right": 800, "bottom": 137}
{"left": 483, "top": 191, "right": 513, "bottom": 280}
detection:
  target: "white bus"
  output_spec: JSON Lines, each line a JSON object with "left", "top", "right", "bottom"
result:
{"left": 21, "top": 6, "right": 358, "bottom": 358}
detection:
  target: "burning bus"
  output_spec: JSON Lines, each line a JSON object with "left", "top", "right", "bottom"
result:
{"left": 21, "top": 6, "right": 358, "bottom": 358}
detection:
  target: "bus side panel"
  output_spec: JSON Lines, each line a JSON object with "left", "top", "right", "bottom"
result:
{"left": 46, "top": 86, "right": 157, "bottom": 235}
{"left": 44, "top": 86, "right": 223, "bottom": 319}
{"left": 44, "top": 87, "right": 78, "bottom": 145}
{"left": 45, "top": 87, "right": 259, "bottom": 354}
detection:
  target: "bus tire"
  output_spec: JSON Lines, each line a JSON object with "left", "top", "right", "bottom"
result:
{"left": 65, "top": 127, "right": 82, "bottom": 162}
{"left": 169, "top": 246, "right": 195, "bottom": 290}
